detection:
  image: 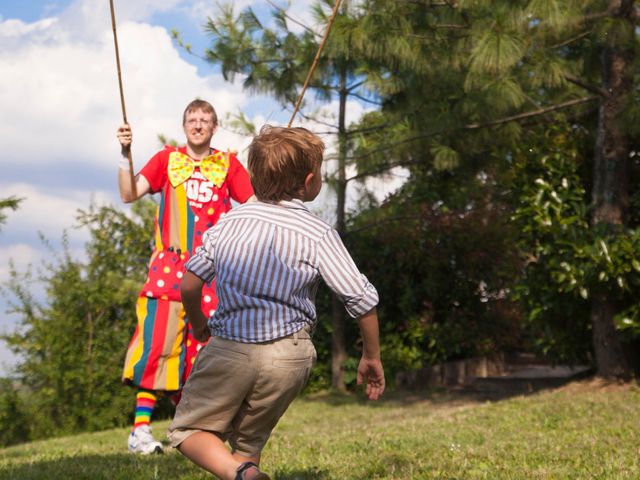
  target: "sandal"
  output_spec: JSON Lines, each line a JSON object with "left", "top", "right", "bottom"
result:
{"left": 235, "top": 461, "right": 271, "bottom": 480}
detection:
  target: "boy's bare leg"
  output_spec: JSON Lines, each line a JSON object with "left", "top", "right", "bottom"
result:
{"left": 178, "top": 431, "right": 259, "bottom": 480}
{"left": 233, "top": 451, "right": 261, "bottom": 465}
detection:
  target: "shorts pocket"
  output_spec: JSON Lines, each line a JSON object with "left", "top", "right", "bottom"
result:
{"left": 189, "top": 342, "right": 249, "bottom": 382}
{"left": 208, "top": 344, "right": 249, "bottom": 363}
{"left": 272, "top": 357, "right": 312, "bottom": 368}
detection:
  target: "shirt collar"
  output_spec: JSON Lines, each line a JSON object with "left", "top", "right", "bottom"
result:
{"left": 276, "top": 198, "right": 310, "bottom": 212}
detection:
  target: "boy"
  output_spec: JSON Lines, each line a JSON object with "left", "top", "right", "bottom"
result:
{"left": 169, "top": 126, "right": 385, "bottom": 480}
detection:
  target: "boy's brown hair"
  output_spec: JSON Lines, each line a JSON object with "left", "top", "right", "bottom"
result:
{"left": 182, "top": 99, "right": 218, "bottom": 126}
{"left": 248, "top": 125, "right": 325, "bottom": 202}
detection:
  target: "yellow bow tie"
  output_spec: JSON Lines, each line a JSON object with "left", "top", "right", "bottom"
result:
{"left": 167, "top": 151, "right": 230, "bottom": 188}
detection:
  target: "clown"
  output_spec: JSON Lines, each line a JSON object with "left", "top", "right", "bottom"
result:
{"left": 116, "top": 99, "right": 254, "bottom": 454}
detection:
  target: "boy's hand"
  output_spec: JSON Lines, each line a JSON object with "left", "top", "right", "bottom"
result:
{"left": 180, "top": 271, "right": 210, "bottom": 342}
{"left": 357, "top": 357, "right": 385, "bottom": 400}
{"left": 192, "top": 313, "right": 211, "bottom": 343}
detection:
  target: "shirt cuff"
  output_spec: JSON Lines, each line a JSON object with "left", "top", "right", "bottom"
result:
{"left": 184, "top": 254, "right": 216, "bottom": 284}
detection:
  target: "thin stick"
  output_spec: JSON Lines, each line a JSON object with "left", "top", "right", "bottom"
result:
{"left": 109, "top": 0, "right": 137, "bottom": 197}
{"left": 288, "top": 0, "right": 343, "bottom": 127}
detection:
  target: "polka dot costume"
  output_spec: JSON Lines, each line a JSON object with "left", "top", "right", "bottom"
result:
{"left": 122, "top": 145, "right": 253, "bottom": 392}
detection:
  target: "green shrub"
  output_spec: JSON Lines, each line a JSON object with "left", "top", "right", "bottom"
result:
{"left": 0, "top": 378, "right": 30, "bottom": 447}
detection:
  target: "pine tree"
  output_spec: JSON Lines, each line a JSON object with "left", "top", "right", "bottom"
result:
{"left": 0, "top": 196, "right": 22, "bottom": 231}
{"left": 354, "top": 0, "right": 639, "bottom": 378}
{"left": 192, "top": 0, "right": 389, "bottom": 390}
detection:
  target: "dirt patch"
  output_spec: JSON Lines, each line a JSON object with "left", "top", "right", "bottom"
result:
{"left": 554, "top": 376, "right": 639, "bottom": 394}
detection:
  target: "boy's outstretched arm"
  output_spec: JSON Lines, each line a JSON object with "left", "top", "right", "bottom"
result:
{"left": 356, "top": 308, "right": 385, "bottom": 400}
{"left": 180, "top": 271, "right": 211, "bottom": 342}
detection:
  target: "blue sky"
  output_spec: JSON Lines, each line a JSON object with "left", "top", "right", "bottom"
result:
{"left": 0, "top": 0, "right": 389, "bottom": 375}
{"left": 0, "top": 1, "right": 65, "bottom": 21}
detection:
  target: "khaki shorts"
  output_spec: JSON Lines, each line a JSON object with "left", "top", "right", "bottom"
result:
{"left": 167, "top": 328, "right": 316, "bottom": 457}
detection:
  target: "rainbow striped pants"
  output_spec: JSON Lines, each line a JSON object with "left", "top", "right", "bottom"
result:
{"left": 122, "top": 297, "right": 203, "bottom": 392}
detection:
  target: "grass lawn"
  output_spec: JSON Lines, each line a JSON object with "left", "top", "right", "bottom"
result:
{"left": 1, "top": 380, "right": 639, "bottom": 479}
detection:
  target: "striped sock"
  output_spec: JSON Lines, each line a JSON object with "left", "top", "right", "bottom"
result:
{"left": 133, "top": 390, "right": 157, "bottom": 430}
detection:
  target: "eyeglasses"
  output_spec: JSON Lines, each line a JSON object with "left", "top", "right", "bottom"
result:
{"left": 185, "top": 119, "right": 213, "bottom": 127}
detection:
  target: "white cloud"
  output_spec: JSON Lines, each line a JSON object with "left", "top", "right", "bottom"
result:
{"left": 0, "top": 17, "right": 251, "bottom": 171}
{"left": 0, "top": 244, "right": 42, "bottom": 284}
{"left": 0, "top": 183, "right": 113, "bottom": 242}
{"left": 57, "top": 0, "right": 185, "bottom": 40}
{"left": 0, "top": 17, "right": 57, "bottom": 37}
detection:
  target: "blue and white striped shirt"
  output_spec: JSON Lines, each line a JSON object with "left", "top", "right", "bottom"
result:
{"left": 185, "top": 199, "right": 379, "bottom": 343}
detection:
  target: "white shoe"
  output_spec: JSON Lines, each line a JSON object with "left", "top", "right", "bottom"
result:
{"left": 128, "top": 425, "right": 163, "bottom": 454}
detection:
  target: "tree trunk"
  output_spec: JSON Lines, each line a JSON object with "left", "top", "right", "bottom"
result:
{"left": 330, "top": 63, "right": 349, "bottom": 392}
{"left": 591, "top": 294, "right": 629, "bottom": 377}
{"left": 331, "top": 294, "right": 348, "bottom": 391}
{"left": 590, "top": 0, "right": 635, "bottom": 379}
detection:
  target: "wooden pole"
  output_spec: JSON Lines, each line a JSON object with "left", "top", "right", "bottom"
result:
{"left": 109, "top": 0, "right": 137, "bottom": 197}
{"left": 288, "top": 0, "right": 342, "bottom": 127}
